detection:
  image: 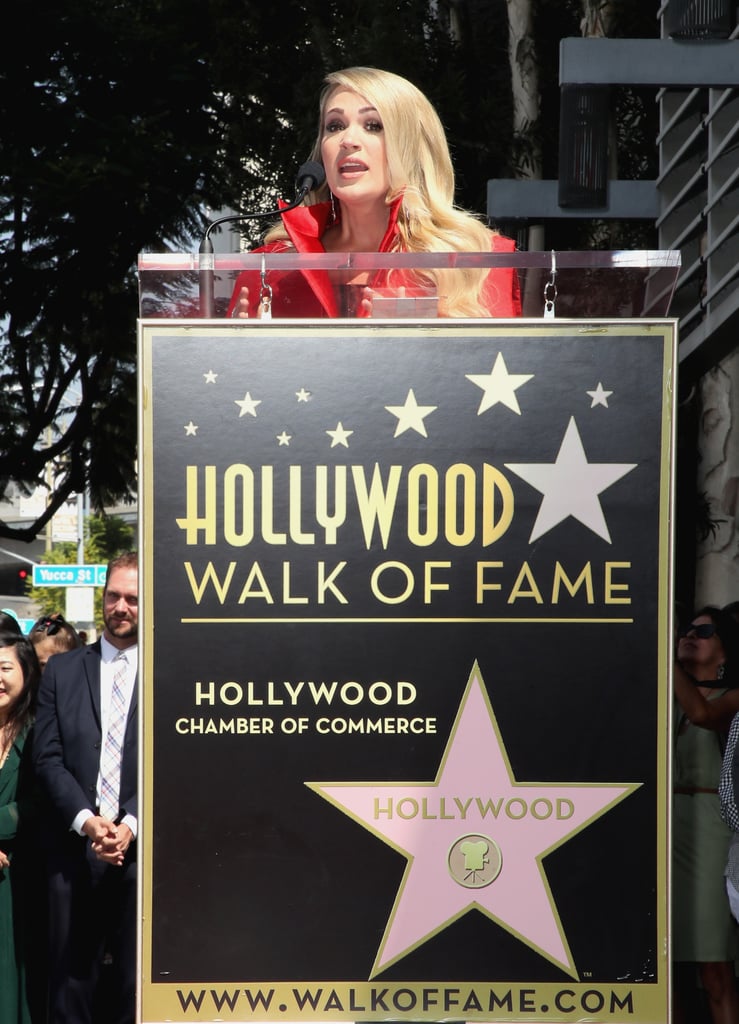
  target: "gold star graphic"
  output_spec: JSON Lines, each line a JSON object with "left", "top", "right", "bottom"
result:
{"left": 234, "top": 392, "right": 261, "bottom": 418}
{"left": 587, "top": 382, "right": 613, "bottom": 408}
{"left": 466, "top": 352, "right": 534, "bottom": 415}
{"left": 385, "top": 388, "right": 437, "bottom": 438}
{"left": 505, "top": 417, "right": 636, "bottom": 543}
{"left": 326, "top": 422, "right": 354, "bottom": 448}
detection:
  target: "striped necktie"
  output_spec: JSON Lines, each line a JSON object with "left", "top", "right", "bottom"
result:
{"left": 100, "top": 651, "right": 128, "bottom": 822}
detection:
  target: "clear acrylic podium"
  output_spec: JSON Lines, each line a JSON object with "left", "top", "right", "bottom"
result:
{"left": 137, "top": 249, "right": 681, "bottom": 319}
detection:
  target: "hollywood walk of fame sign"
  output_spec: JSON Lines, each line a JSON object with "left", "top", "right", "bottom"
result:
{"left": 139, "top": 319, "right": 675, "bottom": 1024}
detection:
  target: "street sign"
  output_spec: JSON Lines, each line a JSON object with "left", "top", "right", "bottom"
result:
{"left": 32, "top": 564, "right": 107, "bottom": 587}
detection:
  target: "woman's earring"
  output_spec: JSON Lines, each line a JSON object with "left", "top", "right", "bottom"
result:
{"left": 330, "top": 191, "right": 337, "bottom": 223}
{"left": 718, "top": 663, "right": 726, "bottom": 681}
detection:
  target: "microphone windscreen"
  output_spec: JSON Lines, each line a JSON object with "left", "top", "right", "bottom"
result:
{"left": 296, "top": 160, "right": 326, "bottom": 192}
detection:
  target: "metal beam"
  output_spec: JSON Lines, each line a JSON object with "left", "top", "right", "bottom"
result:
{"left": 487, "top": 179, "right": 659, "bottom": 220}
{"left": 0, "top": 546, "right": 40, "bottom": 566}
{"left": 560, "top": 38, "right": 739, "bottom": 87}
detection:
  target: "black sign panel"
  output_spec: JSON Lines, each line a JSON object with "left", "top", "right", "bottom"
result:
{"left": 139, "top": 320, "right": 674, "bottom": 1023}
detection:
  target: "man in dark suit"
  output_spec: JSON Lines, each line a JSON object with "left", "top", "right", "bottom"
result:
{"left": 34, "top": 551, "right": 139, "bottom": 1024}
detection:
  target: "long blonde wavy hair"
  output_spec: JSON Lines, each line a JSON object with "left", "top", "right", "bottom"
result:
{"left": 265, "top": 67, "right": 500, "bottom": 316}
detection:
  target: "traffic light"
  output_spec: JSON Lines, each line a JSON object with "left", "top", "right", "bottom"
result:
{"left": 0, "top": 565, "right": 31, "bottom": 596}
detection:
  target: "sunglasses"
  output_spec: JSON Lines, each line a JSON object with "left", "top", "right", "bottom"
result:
{"left": 32, "top": 614, "right": 68, "bottom": 637}
{"left": 680, "top": 623, "right": 717, "bottom": 639}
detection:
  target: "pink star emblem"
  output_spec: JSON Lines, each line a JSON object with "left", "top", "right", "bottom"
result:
{"left": 308, "top": 662, "right": 639, "bottom": 978}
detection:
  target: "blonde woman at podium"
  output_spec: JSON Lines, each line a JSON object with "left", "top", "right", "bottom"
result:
{"left": 227, "top": 66, "right": 521, "bottom": 320}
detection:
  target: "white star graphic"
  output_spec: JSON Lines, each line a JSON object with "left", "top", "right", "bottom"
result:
{"left": 234, "top": 392, "right": 261, "bottom": 418}
{"left": 308, "top": 662, "right": 637, "bottom": 977}
{"left": 385, "top": 388, "right": 437, "bottom": 437}
{"left": 276, "top": 431, "right": 292, "bottom": 446}
{"left": 296, "top": 388, "right": 311, "bottom": 402}
{"left": 466, "top": 352, "right": 534, "bottom": 415}
{"left": 505, "top": 417, "right": 637, "bottom": 543}
{"left": 203, "top": 370, "right": 218, "bottom": 384}
{"left": 587, "top": 382, "right": 613, "bottom": 408}
{"left": 183, "top": 421, "right": 198, "bottom": 436}
{"left": 326, "top": 422, "right": 353, "bottom": 448}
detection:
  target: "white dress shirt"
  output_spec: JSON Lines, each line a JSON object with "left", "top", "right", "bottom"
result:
{"left": 73, "top": 636, "right": 138, "bottom": 837}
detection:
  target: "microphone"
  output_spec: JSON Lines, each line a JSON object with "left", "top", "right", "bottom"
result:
{"left": 295, "top": 160, "right": 326, "bottom": 197}
{"left": 198, "top": 161, "right": 327, "bottom": 317}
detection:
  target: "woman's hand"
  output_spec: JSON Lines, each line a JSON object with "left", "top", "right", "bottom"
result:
{"left": 232, "top": 286, "right": 250, "bottom": 318}
{"left": 232, "top": 286, "right": 273, "bottom": 319}
{"left": 359, "top": 287, "right": 375, "bottom": 317}
{"left": 0, "top": 848, "right": 10, "bottom": 869}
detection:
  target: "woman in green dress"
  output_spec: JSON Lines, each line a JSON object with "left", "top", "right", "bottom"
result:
{"left": 673, "top": 606, "right": 739, "bottom": 1024}
{"left": 0, "top": 630, "right": 41, "bottom": 1024}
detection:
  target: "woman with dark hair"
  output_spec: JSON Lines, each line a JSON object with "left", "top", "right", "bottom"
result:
{"left": 672, "top": 606, "right": 739, "bottom": 1024}
{"left": 0, "top": 612, "right": 22, "bottom": 635}
{"left": 0, "top": 630, "right": 41, "bottom": 1023}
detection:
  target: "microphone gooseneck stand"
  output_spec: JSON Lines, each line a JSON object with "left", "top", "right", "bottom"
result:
{"left": 198, "top": 161, "right": 325, "bottom": 317}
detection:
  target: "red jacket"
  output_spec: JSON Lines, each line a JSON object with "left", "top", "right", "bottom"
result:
{"left": 226, "top": 197, "right": 521, "bottom": 318}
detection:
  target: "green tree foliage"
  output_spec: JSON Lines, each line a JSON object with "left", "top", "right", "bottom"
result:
{"left": 0, "top": 0, "right": 239, "bottom": 542}
{"left": 1, "top": 0, "right": 658, "bottom": 545}
{"left": 26, "top": 513, "right": 135, "bottom": 627}
{"left": 0, "top": 0, "right": 516, "bottom": 546}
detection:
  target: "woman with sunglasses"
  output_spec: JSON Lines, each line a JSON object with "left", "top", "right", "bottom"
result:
{"left": 0, "top": 631, "right": 42, "bottom": 1024}
{"left": 672, "top": 606, "right": 739, "bottom": 1024}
